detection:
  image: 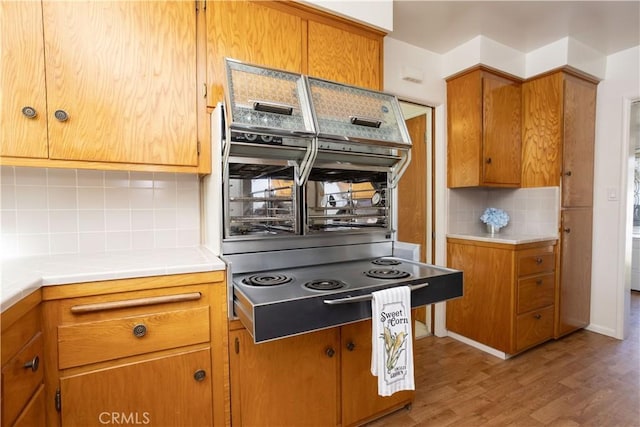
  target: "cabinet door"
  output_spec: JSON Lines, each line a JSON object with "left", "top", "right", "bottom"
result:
{"left": 229, "top": 328, "right": 340, "bottom": 427}
{"left": 341, "top": 320, "right": 413, "bottom": 427}
{"left": 446, "top": 71, "right": 482, "bottom": 188}
{"left": 0, "top": 1, "right": 48, "bottom": 158}
{"left": 207, "top": 0, "right": 303, "bottom": 105}
{"left": 12, "top": 384, "right": 45, "bottom": 427}
{"left": 521, "top": 73, "right": 563, "bottom": 188}
{"left": 446, "top": 242, "right": 514, "bottom": 352}
{"left": 42, "top": 1, "right": 198, "bottom": 166}
{"left": 556, "top": 208, "right": 593, "bottom": 337}
{"left": 307, "top": 20, "right": 381, "bottom": 90}
{"left": 482, "top": 73, "right": 521, "bottom": 186}
{"left": 60, "top": 348, "right": 213, "bottom": 426}
{"left": 562, "top": 75, "right": 596, "bottom": 207}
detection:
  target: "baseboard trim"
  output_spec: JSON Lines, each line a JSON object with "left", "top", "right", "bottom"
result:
{"left": 446, "top": 331, "right": 509, "bottom": 360}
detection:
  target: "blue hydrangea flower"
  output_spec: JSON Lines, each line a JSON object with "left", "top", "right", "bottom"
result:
{"left": 480, "top": 208, "right": 509, "bottom": 228}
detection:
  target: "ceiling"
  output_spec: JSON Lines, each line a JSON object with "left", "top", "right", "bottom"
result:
{"left": 389, "top": 1, "right": 640, "bottom": 56}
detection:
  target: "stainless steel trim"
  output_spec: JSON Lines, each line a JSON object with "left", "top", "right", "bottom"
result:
{"left": 388, "top": 149, "right": 411, "bottom": 189}
{"left": 322, "top": 283, "right": 429, "bottom": 305}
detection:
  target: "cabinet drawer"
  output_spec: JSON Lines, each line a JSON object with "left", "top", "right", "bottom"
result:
{"left": 517, "top": 273, "right": 555, "bottom": 314}
{"left": 1, "top": 333, "right": 44, "bottom": 427}
{"left": 12, "top": 384, "right": 45, "bottom": 427}
{"left": 58, "top": 306, "right": 210, "bottom": 369}
{"left": 516, "top": 306, "right": 554, "bottom": 351}
{"left": 518, "top": 252, "right": 554, "bottom": 276}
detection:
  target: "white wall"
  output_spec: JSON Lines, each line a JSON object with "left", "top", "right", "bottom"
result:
{"left": 591, "top": 46, "right": 640, "bottom": 338}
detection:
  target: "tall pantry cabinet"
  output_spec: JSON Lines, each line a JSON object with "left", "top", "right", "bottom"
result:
{"left": 522, "top": 69, "right": 598, "bottom": 337}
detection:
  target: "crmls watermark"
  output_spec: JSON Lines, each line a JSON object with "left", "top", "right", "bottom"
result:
{"left": 98, "top": 412, "right": 150, "bottom": 425}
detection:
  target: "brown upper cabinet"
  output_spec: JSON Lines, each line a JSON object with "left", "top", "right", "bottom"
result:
{"left": 522, "top": 70, "right": 597, "bottom": 207}
{"left": 205, "top": 0, "right": 384, "bottom": 107}
{"left": 447, "top": 67, "right": 522, "bottom": 188}
{"left": 1, "top": 1, "right": 200, "bottom": 171}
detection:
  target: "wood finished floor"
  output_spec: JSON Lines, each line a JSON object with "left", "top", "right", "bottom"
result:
{"left": 367, "top": 292, "right": 640, "bottom": 427}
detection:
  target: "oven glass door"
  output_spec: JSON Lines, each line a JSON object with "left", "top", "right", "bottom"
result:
{"left": 225, "top": 160, "right": 298, "bottom": 238}
{"left": 305, "top": 168, "right": 389, "bottom": 233}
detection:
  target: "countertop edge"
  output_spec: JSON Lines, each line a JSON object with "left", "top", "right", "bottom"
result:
{"left": 446, "top": 233, "right": 559, "bottom": 245}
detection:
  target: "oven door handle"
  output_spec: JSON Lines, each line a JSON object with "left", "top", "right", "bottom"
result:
{"left": 323, "top": 282, "right": 429, "bottom": 305}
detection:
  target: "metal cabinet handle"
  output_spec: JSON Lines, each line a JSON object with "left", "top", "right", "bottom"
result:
{"left": 564, "top": 171, "right": 572, "bottom": 176}
{"left": 534, "top": 314, "right": 542, "bottom": 320}
{"left": 54, "top": 109, "right": 69, "bottom": 122}
{"left": 346, "top": 342, "right": 355, "bottom": 351}
{"left": 132, "top": 324, "right": 147, "bottom": 338}
{"left": 535, "top": 257, "right": 543, "bottom": 264}
{"left": 21, "top": 106, "right": 37, "bottom": 119}
{"left": 564, "top": 228, "right": 571, "bottom": 233}
{"left": 193, "top": 369, "right": 207, "bottom": 382}
{"left": 323, "top": 283, "right": 429, "bottom": 305}
{"left": 536, "top": 279, "right": 543, "bottom": 285}
{"left": 325, "top": 347, "right": 335, "bottom": 358}
{"left": 23, "top": 355, "right": 39, "bottom": 372}
{"left": 486, "top": 157, "right": 492, "bottom": 164}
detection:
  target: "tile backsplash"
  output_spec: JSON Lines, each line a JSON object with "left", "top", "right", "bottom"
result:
{"left": 0, "top": 166, "right": 201, "bottom": 259}
{"left": 448, "top": 186, "right": 559, "bottom": 235}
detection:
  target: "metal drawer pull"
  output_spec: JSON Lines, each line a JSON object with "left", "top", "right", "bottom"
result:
{"left": 536, "top": 279, "right": 543, "bottom": 285}
{"left": 323, "top": 283, "right": 429, "bottom": 305}
{"left": 252, "top": 100, "right": 293, "bottom": 115}
{"left": 325, "top": 347, "right": 336, "bottom": 358}
{"left": 193, "top": 369, "right": 207, "bottom": 382}
{"left": 21, "top": 106, "right": 37, "bottom": 119}
{"left": 132, "top": 324, "right": 147, "bottom": 338}
{"left": 70, "top": 292, "right": 202, "bottom": 314}
{"left": 54, "top": 109, "right": 69, "bottom": 122}
{"left": 535, "top": 258, "right": 543, "bottom": 264}
{"left": 534, "top": 314, "right": 542, "bottom": 320}
{"left": 23, "top": 356, "right": 39, "bottom": 372}
{"left": 349, "top": 116, "right": 382, "bottom": 128}
{"left": 346, "top": 342, "right": 355, "bottom": 351}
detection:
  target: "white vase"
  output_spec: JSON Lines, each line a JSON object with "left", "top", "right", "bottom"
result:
{"left": 486, "top": 224, "right": 501, "bottom": 235}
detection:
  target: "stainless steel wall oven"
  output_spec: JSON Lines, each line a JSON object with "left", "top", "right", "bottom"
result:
{"left": 203, "top": 59, "right": 462, "bottom": 343}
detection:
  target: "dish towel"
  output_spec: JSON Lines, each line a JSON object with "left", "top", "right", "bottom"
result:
{"left": 370, "top": 286, "right": 415, "bottom": 397}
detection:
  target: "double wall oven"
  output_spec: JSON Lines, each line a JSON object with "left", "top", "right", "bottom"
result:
{"left": 204, "top": 59, "right": 462, "bottom": 343}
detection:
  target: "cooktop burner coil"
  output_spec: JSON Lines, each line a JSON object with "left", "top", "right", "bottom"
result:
{"left": 371, "top": 258, "right": 402, "bottom": 266}
{"left": 243, "top": 274, "right": 293, "bottom": 286}
{"left": 365, "top": 269, "right": 411, "bottom": 280}
{"left": 304, "top": 279, "right": 346, "bottom": 291}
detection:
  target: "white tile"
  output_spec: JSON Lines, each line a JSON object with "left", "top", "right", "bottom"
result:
{"left": 105, "top": 171, "right": 130, "bottom": 188}
{"left": 106, "top": 231, "right": 131, "bottom": 251}
{"left": 105, "top": 210, "right": 131, "bottom": 231}
{"left": 78, "top": 232, "right": 106, "bottom": 253}
{"left": 131, "top": 210, "right": 154, "bottom": 230}
{"left": 0, "top": 166, "right": 15, "bottom": 185}
{"left": 1, "top": 233, "right": 18, "bottom": 258}
{"left": 1, "top": 210, "right": 17, "bottom": 233}
{"left": 154, "top": 229, "right": 176, "bottom": 248}
{"left": 77, "top": 169, "right": 105, "bottom": 187}
{"left": 177, "top": 207, "right": 200, "bottom": 229}
{"left": 105, "top": 187, "right": 130, "bottom": 209}
{"left": 176, "top": 228, "right": 200, "bottom": 247}
{"left": 14, "top": 167, "right": 46, "bottom": 186}
{"left": 1, "top": 185, "right": 16, "bottom": 210}
{"left": 48, "top": 187, "right": 78, "bottom": 210}
{"left": 16, "top": 186, "right": 48, "bottom": 209}
{"left": 50, "top": 233, "right": 79, "bottom": 254}
{"left": 177, "top": 187, "right": 200, "bottom": 207}
{"left": 78, "top": 210, "right": 105, "bottom": 232}
{"left": 49, "top": 210, "right": 79, "bottom": 233}
{"left": 154, "top": 209, "right": 176, "bottom": 229}
{"left": 153, "top": 173, "right": 177, "bottom": 189}
{"left": 47, "top": 169, "right": 77, "bottom": 187}
{"left": 17, "top": 210, "right": 49, "bottom": 233}
{"left": 78, "top": 187, "right": 105, "bottom": 209}
{"left": 153, "top": 187, "right": 177, "bottom": 209}
{"left": 130, "top": 188, "right": 153, "bottom": 209}
{"left": 176, "top": 173, "right": 199, "bottom": 190}
{"left": 132, "top": 230, "right": 154, "bottom": 250}
{"left": 17, "top": 234, "right": 49, "bottom": 256}
{"left": 130, "top": 172, "right": 154, "bottom": 188}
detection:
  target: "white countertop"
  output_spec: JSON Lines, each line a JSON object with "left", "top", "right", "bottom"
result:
{"left": 446, "top": 232, "right": 559, "bottom": 245}
{"left": 1, "top": 247, "right": 226, "bottom": 312}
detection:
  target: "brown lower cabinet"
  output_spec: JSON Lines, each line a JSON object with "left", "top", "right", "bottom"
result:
{"left": 41, "top": 272, "right": 230, "bottom": 427}
{"left": 446, "top": 238, "right": 558, "bottom": 355}
{"left": 230, "top": 319, "right": 413, "bottom": 427}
